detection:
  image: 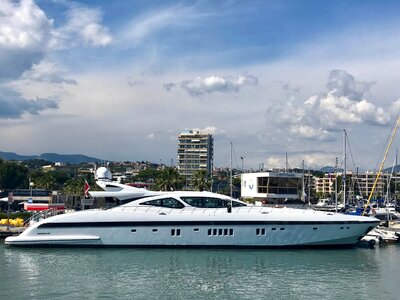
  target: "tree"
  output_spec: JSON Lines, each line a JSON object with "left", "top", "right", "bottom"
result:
{"left": 63, "top": 177, "right": 86, "bottom": 196}
{"left": 0, "top": 159, "right": 29, "bottom": 189}
{"left": 155, "top": 167, "right": 183, "bottom": 191}
{"left": 192, "top": 170, "right": 211, "bottom": 191}
{"left": 24, "top": 159, "right": 53, "bottom": 170}
{"left": 135, "top": 168, "right": 160, "bottom": 183}
{"left": 29, "top": 170, "right": 71, "bottom": 191}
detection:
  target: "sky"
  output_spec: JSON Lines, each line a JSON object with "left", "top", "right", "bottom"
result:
{"left": 1, "top": 0, "right": 400, "bottom": 171}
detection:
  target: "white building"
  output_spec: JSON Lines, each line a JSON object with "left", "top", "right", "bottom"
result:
{"left": 177, "top": 129, "right": 213, "bottom": 187}
{"left": 241, "top": 172, "right": 303, "bottom": 204}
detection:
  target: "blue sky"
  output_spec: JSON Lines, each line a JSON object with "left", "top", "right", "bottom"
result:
{"left": 1, "top": 0, "right": 400, "bottom": 170}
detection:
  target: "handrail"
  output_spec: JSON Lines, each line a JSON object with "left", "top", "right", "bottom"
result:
{"left": 114, "top": 205, "right": 312, "bottom": 216}
{"left": 23, "top": 208, "right": 60, "bottom": 227}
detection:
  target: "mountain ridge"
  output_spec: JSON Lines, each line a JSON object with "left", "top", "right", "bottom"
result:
{"left": 0, "top": 151, "right": 103, "bottom": 164}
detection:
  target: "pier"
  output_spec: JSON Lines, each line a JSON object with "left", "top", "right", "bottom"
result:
{"left": 0, "top": 226, "right": 25, "bottom": 239}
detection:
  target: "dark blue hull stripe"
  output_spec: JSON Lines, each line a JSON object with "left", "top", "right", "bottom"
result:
{"left": 38, "top": 220, "right": 379, "bottom": 228}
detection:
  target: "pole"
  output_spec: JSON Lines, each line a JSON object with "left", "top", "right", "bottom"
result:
{"left": 395, "top": 148, "right": 398, "bottom": 200}
{"left": 230, "top": 142, "right": 233, "bottom": 198}
{"left": 301, "top": 160, "right": 305, "bottom": 202}
{"left": 343, "top": 129, "right": 347, "bottom": 206}
{"left": 335, "top": 157, "right": 338, "bottom": 213}
{"left": 185, "top": 149, "right": 188, "bottom": 189}
{"left": 308, "top": 168, "right": 311, "bottom": 207}
{"left": 7, "top": 199, "right": 10, "bottom": 230}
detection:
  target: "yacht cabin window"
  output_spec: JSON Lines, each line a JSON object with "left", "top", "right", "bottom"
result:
{"left": 139, "top": 198, "right": 184, "bottom": 209}
{"left": 180, "top": 197, "right": 246, "bottom": 208}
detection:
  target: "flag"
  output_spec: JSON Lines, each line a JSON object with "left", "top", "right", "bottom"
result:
{"left": 84, "top": 180, "right": 90, "bottom": 198}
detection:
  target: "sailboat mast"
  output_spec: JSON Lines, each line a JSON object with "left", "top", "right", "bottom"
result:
{"left": 363, "top": 116, "right": 400, "bottom": 215}
{"left": 335, "top": 157, "right": 338, "bottom": 213}
{"left": 285, "top": 153, "right": 290, "bottom": 172}
{"left": 230, "top": 142, "right": 233, "bottom": 198}
{"left": 395, "top": 148, "right": 398, "bottom": 200}
{"left": 308, "top": 168, "right": 311, "bottom": 206}
{"left": 343, "top": 129, "right": 347, "bottom": 207}
{"left": 301, "top": 160, "right": 305, "bottom": 202}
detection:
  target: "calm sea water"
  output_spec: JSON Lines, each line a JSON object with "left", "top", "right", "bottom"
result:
{"left": 1, "top": 242, "right": 399, "bottom": 300}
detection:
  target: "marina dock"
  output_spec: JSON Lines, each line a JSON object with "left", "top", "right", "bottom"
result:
{"left": 0, "top": 226, "right": 25, "bottom": 239}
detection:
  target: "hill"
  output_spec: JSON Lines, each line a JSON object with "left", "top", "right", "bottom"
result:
{"left": 319, "top": 166, "right": 344, "bottom": 173}
{"left": 382, "top": 164, "right": 400, "bottom": 174}
{"left": 0, "top": 151, "right": 103, "bottom": 164}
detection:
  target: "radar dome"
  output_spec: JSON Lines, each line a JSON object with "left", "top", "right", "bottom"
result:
{"left": 95, "top": 167, "right": 112, "bottom": 181}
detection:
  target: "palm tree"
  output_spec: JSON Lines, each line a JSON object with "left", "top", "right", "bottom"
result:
{"left": 192, "top": 170, "right": 211, "bottom": 191}
{"left": 32, "top": 172, "right": 57, "bottom": 190}
{"left": 155, "top": 167, "right": 183, "bottom": 191}
{"left": 63, "top": 177, "right": 86, "bottom": 196}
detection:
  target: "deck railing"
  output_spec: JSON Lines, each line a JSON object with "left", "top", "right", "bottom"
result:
{"left": 23, "top": 209, "right": 62, "bottom": 227}
{"left": 116, "top": 205, "right": 317, "bottom": 216}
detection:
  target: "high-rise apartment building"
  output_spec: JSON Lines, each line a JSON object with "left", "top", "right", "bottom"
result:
{"left": 177, "top": 129, "right": 213, "bottom": 187}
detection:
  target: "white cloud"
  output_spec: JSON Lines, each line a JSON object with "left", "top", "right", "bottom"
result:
{"left": 289, "top": 125, "right": 335, "bottom": 141}
{"left": 327, "top": 69, "right": 373, "bottom": 101}
{"left": 266, "top": 152, "right": 338, "bottom": 170}
{"left": 0, "top": 0, "right": 52, "bottom": 49}
{"left": 145, "top": 133, "right": 155, "bottom": 140}
{"left": 21, "top": 60, "right": 77, "bottom": 84}
{"left": 122, "top": 4, "right": 203, "bottom": 45}
{"left": 0, "top": 0, "right": 53, "bottom": 80}
{"left": 190, "top": 126, "right": 225, "bottom": 136}
{"left": 180, "top": 74, "right": 258, "bottom": 96}
{"left": 267, "top": 70, "right": 392, "bottom": 147}
{"left": 53, "top": 3, "right": 112, "bottom": 48}
{"left": 307, "top": 92, "right": 391, "bottom": 127}
{"left": 390, "top": 98, "right": 400, "bottom": 117}
{"left": 0, "top": 0, "right": 112, "bottom": 82}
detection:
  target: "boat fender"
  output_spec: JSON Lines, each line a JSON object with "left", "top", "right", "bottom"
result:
{"left": 368, "top": 239, "right": 376, "bottom": 248}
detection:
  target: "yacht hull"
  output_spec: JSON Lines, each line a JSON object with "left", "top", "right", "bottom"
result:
{"left": 5, "top": 209, "right": 379, "bottom": 247}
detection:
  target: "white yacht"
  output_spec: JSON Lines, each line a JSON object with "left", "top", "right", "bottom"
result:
{"left": 5, "top": 168, "right": 380, "bottom": 247}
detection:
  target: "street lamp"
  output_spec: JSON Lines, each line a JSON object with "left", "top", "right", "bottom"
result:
{"left": 29, "top": 181, "right": 35, "bottom": 203}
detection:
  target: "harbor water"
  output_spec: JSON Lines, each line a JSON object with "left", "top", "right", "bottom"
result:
{"left": 1, "top": 243, "right": 399, "bottom": 299}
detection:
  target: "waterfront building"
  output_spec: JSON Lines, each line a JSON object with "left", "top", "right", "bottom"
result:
{"left": 314, "top": 171, "right": 391, "bottom": 200}
{"left": 314, "top": 173, "right": 337, "bottom": 196}
{"left": 0, "top": 189, "right": 54, "bottom": 212}
{"left": 177, "top": 130, "right": 214, "bottom": 188}
{"left": 241, "top": 172, "right": 303, "bottom": 204}
{"left": 354, "top": 171, "right": 388, "bottom": 198}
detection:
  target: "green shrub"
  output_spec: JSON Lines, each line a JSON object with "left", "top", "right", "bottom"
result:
{"left": 0, "top": 211, "right": 32, "bottom": 221}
